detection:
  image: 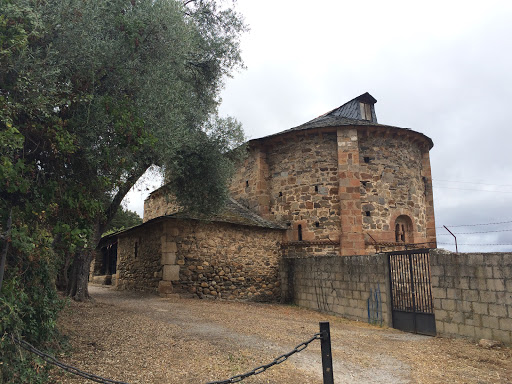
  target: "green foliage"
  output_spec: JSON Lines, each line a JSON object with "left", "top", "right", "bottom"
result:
{"left": 0, "top": 0, "right": 247, "bottom": 378}
{"left": 104, "top": 207, "right": 143, "bottom": 234}
{"left": 166, "top": 116, "right": 246, "bottom": 216}
{"left": 0, "top": 241, "right": 66, "bottom": 383}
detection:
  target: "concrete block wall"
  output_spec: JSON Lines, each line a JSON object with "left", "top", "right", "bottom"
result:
{"left": 284, "top": 254, "right": 391, "bottom": 325}
{"left": 430, "top": 249, "right": 512, "bottom": 344}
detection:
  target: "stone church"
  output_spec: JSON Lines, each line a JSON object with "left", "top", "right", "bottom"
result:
{"left": 94, "top": 93, "right": 437, "bottom": 301}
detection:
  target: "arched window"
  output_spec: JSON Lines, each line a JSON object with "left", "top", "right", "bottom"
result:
{"left": 394, "top": 215, "right": 413, "bottom": 243}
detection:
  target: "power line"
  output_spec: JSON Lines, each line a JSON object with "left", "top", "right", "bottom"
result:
{"left": 438, "top": 242, "right": 512, "bottom": 246}
{"left": 433, "top": 186, "right": 512, "bottom": 194}
{"left": 437, "top": 228, "right": 512, "bottom": 236}
{"left": 436, "top": 220, "right": 512, "bottom": 228}
{"left": 433, "top": 179, "right": 512, "bottom": 188}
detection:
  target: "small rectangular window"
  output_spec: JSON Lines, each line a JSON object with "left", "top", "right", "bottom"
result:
{"left": 360, "top": 102, "right": 372, "bottom": 120}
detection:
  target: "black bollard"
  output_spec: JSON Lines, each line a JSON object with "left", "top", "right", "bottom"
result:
{"left": 320, "top": 322, "right": 334, "bottom": 384}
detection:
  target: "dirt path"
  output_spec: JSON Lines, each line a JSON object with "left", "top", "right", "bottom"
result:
{"left": 49, "top": 285, "right": 511, "bottom": 384}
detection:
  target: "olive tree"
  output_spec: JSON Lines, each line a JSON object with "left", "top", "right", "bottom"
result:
{"left": 1, "top": 0, "right": 247, "bottom": 301}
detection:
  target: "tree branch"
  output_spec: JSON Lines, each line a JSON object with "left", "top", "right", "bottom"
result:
{"left": 100, "top": 162, "right": 152, "bottom": 237}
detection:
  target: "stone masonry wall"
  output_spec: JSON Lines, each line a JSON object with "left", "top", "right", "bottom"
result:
{"left": 167, "top": 219, "right": 284, "bottom": 301}
{"left": 229, "top": 147, "right": 270, "bottom": 218}
{"left": 143, "top": 189, "right": 180, "bottom": 222}
{"left": 116, "top": 222, "right": 163, "bottom": 291}
{"left": 284, "top": 254, "right": 391, "bottom": 325}
{"left": 358, "top": 133, "right": 430, "bottom": 246}
{"left": 267, "top": 132, "right": 340, "bottom": 245}
{"left": 430, "top": 250, "right": 512, "bottom": 345}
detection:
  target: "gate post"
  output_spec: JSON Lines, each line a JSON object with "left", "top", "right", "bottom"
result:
{"left": 320, "top": 322, "right": 334, "bottom": 384}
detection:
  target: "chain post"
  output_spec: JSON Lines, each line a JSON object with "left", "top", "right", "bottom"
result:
{"left": 319, "top": 322, "right": 334, "bottom": 384}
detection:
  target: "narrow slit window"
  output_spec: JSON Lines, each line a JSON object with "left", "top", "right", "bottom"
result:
{"left": 134, "top": 241, "right": 138, "bottom": 258}
{"left": 245, "top": 180, "right": 249, "bottom": 188}
{"left": 315, "top": 221, "right": 320, "bottom": 228}
{"left": 298, "top": 225, "right": 303, "bottom": 241}
{"left": 365, "top": 211, "right": 371, "bottom": 217}
{"left": 314, "top": 185, "right": 319, "bottom": 192}
{"left": 364, "top": 157, "right": 370, "bottom": 164}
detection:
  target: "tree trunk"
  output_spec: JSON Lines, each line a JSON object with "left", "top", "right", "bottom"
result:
{"left": 72, "top": 250, "right": 92, "bottom": 301}
{"left": 56, "top": 252, "right": 72, "bottom": 292}
{"left": 68, "top": 221, "right": 102, "bottom": 301}
{"left": 67, "top": 164, "right": 150, "bottom": 300}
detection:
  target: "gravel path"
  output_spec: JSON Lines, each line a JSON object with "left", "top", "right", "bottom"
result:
{"left": 49, "top": 285, "right": 511, "bottom": 384}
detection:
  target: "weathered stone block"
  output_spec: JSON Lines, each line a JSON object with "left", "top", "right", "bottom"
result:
{"left": 158, "top": 281, "right": 173, "bottom": 295}
{"left": 489, "top": 304, "right": 508, "bottom": 318}
{"left": 499, "top": 317, "right": 512, "bottom": 331}
{"left": 459, "top": 324, "right": 475, "bottom": 337}
{"left": 472, "top": 302, "right": 489, "bottom": 315}
{"left": 474, "top": 328, "right": 493, "bottom": 341}
{"left": 162, "top": 265, "right": 180, "bottom": 281}
{"left": 462, "top": 289, "right": 479, "bottom": 302}
{"left": 162, "top": 241, "right": 177, "bottom": 253}
{"left": 444, "top": 322, "right": 459, "bottom": 334}
{"left": 446, "top": 288, "right": 461, "bottom": 300}
{"left": 161, "top": 252, "right": 176, "bottom": 265}
{"left": 432, "top": 287, "right": 446, "bottom": 299}
{"left": 487, "top": 279, "right": 505, "bottom": 292}
{"left": 481, "top": 315, "right": 499, "bottom": 329}
{"left": 441, "top": 299, "right": 456, "bottom": 311}
{"left": 491, "top": 329, "right": 511, "bottom": 344}
{"left": 435, "top": 309, "right": 448, "bottom": 321}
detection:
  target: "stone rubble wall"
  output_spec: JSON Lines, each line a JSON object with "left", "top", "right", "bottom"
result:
{"left": 166, "top": 219, "right": 284, "bottom": 301}
{"left": 266, "top": 132, "right": 341, "bottom": 243}
{"left": 358, "top": 133, "right": 430, "bottom": 245}
{"left": 143, "top": 189, "right": 181, "bottom": 222}
{"left": 430, "top": 250, "right": 512, "bottom": 345}
{"left": 229, "top": 148, "right": 269, "bottom": 217}
{"left": 283, "top": 254, "right": 391, "bottom": 325}
{"left": 116, "top": 221, "right": 163, "bottom": 291}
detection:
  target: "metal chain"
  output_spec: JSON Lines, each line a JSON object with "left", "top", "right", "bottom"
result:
{"left": 11, "top": 331, "right": 324, "bottom": 384}
{"left": 10, "top": 335, "right": 130, "bottom": 384}
{"left": 206, "top": 332, "right": 324, "bottom": 384}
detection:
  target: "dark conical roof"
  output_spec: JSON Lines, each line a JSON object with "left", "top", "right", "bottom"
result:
{"left": 249, "top": 92, "right": 433, "bottom": 149}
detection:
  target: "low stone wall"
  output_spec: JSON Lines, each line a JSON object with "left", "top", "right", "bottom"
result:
{"left": 116, "top": 221, "right": 163, "bottom": 291}
{"left": 281, "top": 241, "right": 340, "bottom": 258}
{"left": 165, "top": 219, "right": 284, "bottom": 301}
{"left": 283, "top": 254, "right": 391, "bottom": 325}
{"left": 114, "top": 218, "right": 284, "bottom": 301}
{"left": 430, "top": 250, "right": 512, "bottom": 345}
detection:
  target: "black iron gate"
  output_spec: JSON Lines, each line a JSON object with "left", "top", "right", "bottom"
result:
{"left": 388, "top": 248, "right": 436, "bottom": 336}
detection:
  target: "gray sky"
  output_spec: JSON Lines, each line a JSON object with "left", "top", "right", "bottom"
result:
{"left": 126, "top": 0, "right": 512, "bottom": 252}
